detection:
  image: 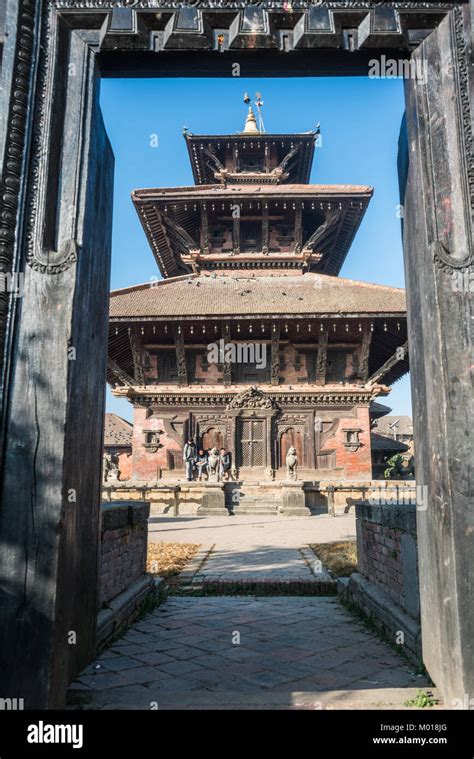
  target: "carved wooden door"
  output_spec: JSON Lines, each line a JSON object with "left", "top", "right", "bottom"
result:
{"left": 237, "top": 419, "right": 265, "bottom": 467}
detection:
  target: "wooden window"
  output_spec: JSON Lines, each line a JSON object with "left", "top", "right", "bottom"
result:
{"left": 156, "top": 351, "right": 179, "bottom": 383}
{"left": 326, "top": 350, "right": 350, "bottom": 382}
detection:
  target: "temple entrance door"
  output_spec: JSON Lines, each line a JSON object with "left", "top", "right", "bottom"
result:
{"left": 280, "top": 427, "right": 304, "bottom": 469}
{"left": 201, "top": 427, "right": 224, "bottom": 452}
{"left": 237, "top": 419, "right": 265, "bottom": 468}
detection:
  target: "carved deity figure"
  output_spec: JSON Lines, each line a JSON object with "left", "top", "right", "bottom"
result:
{"left": 286, "top": 446, "right": 298, "bottom": 481}
{"left": 207, "top": 447, "right": 220, "bottom": 481}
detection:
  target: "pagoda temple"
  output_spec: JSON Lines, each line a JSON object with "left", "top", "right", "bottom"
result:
{"left": 107, "top": 98, "right": 408, "bottom": 512}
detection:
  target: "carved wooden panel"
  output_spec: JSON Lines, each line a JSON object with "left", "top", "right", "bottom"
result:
{"left": 279, "top": 427, "right": 304, "bottom": 469}
{"left": 201, "top": 427, "right": 224, "bottom": 452}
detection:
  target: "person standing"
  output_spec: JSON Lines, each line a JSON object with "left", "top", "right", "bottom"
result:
{"left": 219, "top": 447, "right": 232, "bottom": 481}
{"left": 183, "top": 437, "right": 197, "bottom": 481}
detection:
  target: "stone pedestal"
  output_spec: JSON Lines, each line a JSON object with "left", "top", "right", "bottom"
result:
{"left": 196, "top": 482, "right": 228, "bottom": 515}
{"left": 279, "top": 481, "right": 311, "bottom": 516}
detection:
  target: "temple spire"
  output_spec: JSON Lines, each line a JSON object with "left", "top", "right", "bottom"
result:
{"left": 243, "top": 105, "right": 259, "bottom": 134}
{"left": 241, "top": 92, "right": 265, "bottom": 133}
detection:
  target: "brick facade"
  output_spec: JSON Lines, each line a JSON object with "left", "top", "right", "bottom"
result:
{"left": 355, "top": 501, "right": 420, "bottom": 619}
{"left": 99, "top": 501, "right": 149, "bottom": 606}
{"left": 129, "top": 393, "right": 374, "bottom": 481}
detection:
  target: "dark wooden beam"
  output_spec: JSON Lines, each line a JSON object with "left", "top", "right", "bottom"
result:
{"left": 128, "top": 325, "right": 145, "bottom": 385}
{"left": 108, "top": 357, "right": 135, "bottom": 387}
{"left": 357, "top": 325, "right": 372, "bottom": 381}
{"left": 367, "top": 341, "right": 407, "bottom": 385}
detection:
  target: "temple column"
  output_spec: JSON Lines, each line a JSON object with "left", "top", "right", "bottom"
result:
{"left": 173, "top": 324, "right": 187, "bottom": 386}
{"left": 222, "top": 323, "right": 232, "bottom": 386}
{"left": 232, "top": 206, "right": 240, "bottom": 254}
{"left": 262, "top": 202, "right": 269, "bottom": 254}
{"left": 294, "top": 201, "right": 302, "bottom": 253}
{"left": 271, "top": 321, "right": 280, "bottom": 386}
{"left": 201, "top": 202, "right": 209, "bottom": 255}
{"left": 316, "top": 328, "right": 328, "bottom": 385}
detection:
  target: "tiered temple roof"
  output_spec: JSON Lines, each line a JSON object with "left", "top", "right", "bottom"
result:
{"left": 109, "top": 102, "right": 409, "bottom": 395}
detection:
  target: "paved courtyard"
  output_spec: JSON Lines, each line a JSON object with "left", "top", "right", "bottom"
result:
{"left": 72, "top": 596, "right": 430, "bottom": 710}
{"left": 70, "top": 511, "right": 437, "bottom": 710}
{"left": 148, "top": 512, "right": 356, "bottom": 548}
{"left": 73, "top": 597, "right": 432, "bottom": 709}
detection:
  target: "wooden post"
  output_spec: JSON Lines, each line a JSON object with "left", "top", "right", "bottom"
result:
{"left": 129, "top": 325, "right": 145, "bottom": 385}
{"left": 357, "top": 325, "right": 372, "bottom": 380}
{"left": 0, "top": 21, "right": 114, "bottom": 708}
{"left": 327, "top": 485, "right": 335, "bottom": 517}
{"left": 402, "top": 9, "right": 473, "bottom": 704}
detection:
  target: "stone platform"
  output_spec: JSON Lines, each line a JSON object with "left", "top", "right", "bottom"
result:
{"left": 103, "top": 480, "right": 416, "bottom": 517}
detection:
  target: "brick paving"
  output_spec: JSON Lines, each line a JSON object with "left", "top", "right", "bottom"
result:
{"left": 71, "top": 597, "right": 430, "bottom": 710}
{"left": 148, "top": 512, "right": 356, "bottom": 549}
{"left": 193, "top": 545, "right": 318, "bottom": 581}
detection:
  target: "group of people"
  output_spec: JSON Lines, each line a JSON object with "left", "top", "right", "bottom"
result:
{"left": 183, "top": 438, "right": 232, "bottom": 482}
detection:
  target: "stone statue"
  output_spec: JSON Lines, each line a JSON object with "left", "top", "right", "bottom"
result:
{"left": 286, "top": 446, "right": 298, "bottom": 480}
{"left": 103, "top": 452, "right": 120, "bottom": 483}
{"left": 207, "top": 447, "right": 220, "bottom": 481}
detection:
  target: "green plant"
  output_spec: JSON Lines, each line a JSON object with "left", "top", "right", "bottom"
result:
{"left": 404, "top": 690, "right": 437, "bottom": 708}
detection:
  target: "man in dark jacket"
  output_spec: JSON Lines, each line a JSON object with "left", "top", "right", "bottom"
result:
{"left": 183, "top": 437, "right": 197, "bottom": 481}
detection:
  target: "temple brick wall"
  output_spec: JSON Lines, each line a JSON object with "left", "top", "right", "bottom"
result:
{"left": 132, "top": 406, "right": 181, "bottom": 480}
{"left": 99, "top": 501, "right": 150, "bottom": 606}
{"left": 117, "top": 450, "right": 132, "bottom": 480}
{"left": 322, "top": 406, "right": 372, "bottom": 479}
{"left": 355, "top": 501, "right": 420, "bottom": 618}
{"left": 128, "top": 397, "right": 373, "bottom": 481}
{"left": 346, "top": 500, "right": 421, "bottom": 660}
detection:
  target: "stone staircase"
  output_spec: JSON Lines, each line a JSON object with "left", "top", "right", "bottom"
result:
{"left": 225, "top": 482, "right": 280, "bottom": 515}
{"left": 224, "top": 481, "right": 310, "bottom": 516}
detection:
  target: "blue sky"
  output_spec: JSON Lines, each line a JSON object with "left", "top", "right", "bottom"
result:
{"left": 100, "top": 76, "right": 411, "bottom": 422}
